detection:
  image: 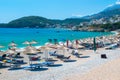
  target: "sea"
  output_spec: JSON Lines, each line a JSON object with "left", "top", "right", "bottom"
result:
{"left": 0, "top": 28, "right": 113, "bottom": 50}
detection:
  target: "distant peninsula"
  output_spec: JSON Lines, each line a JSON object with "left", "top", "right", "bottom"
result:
{"left": 0, "top": 16, "right": 89, "bottom": 28}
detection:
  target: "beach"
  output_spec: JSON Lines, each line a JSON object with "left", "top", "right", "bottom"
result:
{"left": 0, "top": 29, "right": 119, "bottom": 80}
{"left": 65, "top": 57, "right": 120, "bottom": 80}
{"left": 1, "top": 0, "right": 120, "bottom": 80}
{"left": 1, "top": 48, "right": 120, "bottom": 80}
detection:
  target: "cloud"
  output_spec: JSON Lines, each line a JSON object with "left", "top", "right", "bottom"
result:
{"left": 115, "top": 0, "right": 120, "bottom": 4}
{"left": 72, "top": 14, "right": 84, "bottom": 17}
{"left": 107, "top": 4, "right": 114, "bottom": 7}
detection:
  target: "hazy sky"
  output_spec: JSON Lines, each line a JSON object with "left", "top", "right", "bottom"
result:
{"left": 0, "top": 0, "right": 118, "bottom": 23}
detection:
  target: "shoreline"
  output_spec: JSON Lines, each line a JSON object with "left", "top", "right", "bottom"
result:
{"left": 0, "top": 31, "right": 120, "bottom": 80}
{"left": 1, "top": 49, "right": 120, "bottom": 80}
{"left": 1, "top": 31, "right": 114, "bottom": 51}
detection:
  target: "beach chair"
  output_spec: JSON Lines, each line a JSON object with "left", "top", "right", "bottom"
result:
{"left": 71, "top": 50, "right": 80, "bottom": 58}
{"left": 42, "top": 61, "right": 54, "bottom": 66}
{"left": 0, "top": 54, "right": 11, "bottom": 62}
{"left": 60, "top": 56, "right": 76, "bottom": 62}
{"left": 49, "top": 51, "right": 59, "bottom": 56}
{"left": 1, "top": 54, "right": 7, "bottom": 60}
{"left": 56, "top": 55, "right": 64, "bottom": 59}
{"left": 0, "top": 61, "right": 8, "bottom": 68}
{"left": 29, "top": 63, "right": 45, "bottom": 70}
{"left": 57, "top": 55, "right": 71, "bottom": 61}
{"left": 29, "top": 56, "right": 41, "bottom": 61}
{"left": 10, "top": 64, "right": 21, "bottom": 69}
{"left": 0, "top": 62, "right": 3, "bottom": 68}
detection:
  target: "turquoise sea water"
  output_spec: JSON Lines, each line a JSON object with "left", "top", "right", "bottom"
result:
{"left": 0, "top": 28, "right": 113, "bottom": 50}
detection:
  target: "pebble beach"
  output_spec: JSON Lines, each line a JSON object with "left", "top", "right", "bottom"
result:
{"left": 1, "top": 48, "right": 120, "bottom": 80}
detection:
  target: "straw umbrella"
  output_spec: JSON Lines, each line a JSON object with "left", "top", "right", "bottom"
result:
{"left": 30, "top": 40, "right": 38, "bottom": 45}
{"left": 9, "top": 42, "right": 17, "bottom": 47}
{"left": 44, "top": 47, "right": 53, "bottom": 61}
{"left": 57, "top": 46, "right": 68, "bottom": 56}
{"left": 0, "top": 45, "right": 4, "bottom": 56}
{"left": 23, "top": 46, "right": 38, "bottom": 66}
{"left": 39, "top": 46, "right": 53, "bottom": 61}
{"left": 23, "top": 46, "right": 37, "bottom": 55}
{"left": 23, "top": 41, "right": 30, "bottom": 46}
{"left": 5, "top": 49, "right": 16, "bottom": 54}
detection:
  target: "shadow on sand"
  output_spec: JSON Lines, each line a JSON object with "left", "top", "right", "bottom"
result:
{"left": 0, "top": 66, "right": 10, "bottom": 69}
{"left": 47, "top": 64, "right": 63, "bottom": 67}
{"left": 8, "top": 67, "right": 24, "bottom": 71}
{"left": 30, "top": 68, "right": 48, "bottom": 72}
{"left": 64, "top": 60, "right": 77, "bottom": 62}
{"left": 80, "top": 56, "right": 90, "bottom": 58}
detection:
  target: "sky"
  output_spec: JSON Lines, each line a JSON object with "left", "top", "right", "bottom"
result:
{"left": 0, "top": 0, "right": 118, "bottom": 23}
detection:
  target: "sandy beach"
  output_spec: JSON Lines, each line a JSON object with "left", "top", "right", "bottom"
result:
{"left": 1, "top": 48, "right": 120, "bottom": 80}
{"left": 64, "top": 50, "right": 120, "bottom": 80}
{"left": 1, "top": 0, "right": 120, "bottom": 80}
{"left": 65, "top": 58, "right": 120, "bottom": 80}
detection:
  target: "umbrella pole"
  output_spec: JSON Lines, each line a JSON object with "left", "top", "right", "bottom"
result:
{"left": 93, "top": 37, "right": 97, "bottom": 53}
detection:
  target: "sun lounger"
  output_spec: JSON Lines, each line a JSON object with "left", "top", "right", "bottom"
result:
{"left": 0, "top": 62, "right": 3, "bottom": 68}
{"left": 71, "top": 50, "right": 81, "bottom": 58}
{"left": 57, "top": 55, "right": 71, "bottom": 60}
{"left": 56, "top": 55, "right": 64, "bottom": 59}
{"left": 42, "top": 61, "right": 54, "bottom": 66}
{"left": 29, "top": 56, "right": 41, "bottom": 61}
{"left": 0, "top": 54, "right": 7, "bottom": 61}
{"left": 9, "top": 64, "right": 22, "bottom": 70}
{"left": 29, "top": 63, "right": 45, "bottom": 69}
{"left": 12, "top": 60, "right": 27, "bottom": 64}
{"left": 49, "top": 51, "right": 60, "bottom": 56}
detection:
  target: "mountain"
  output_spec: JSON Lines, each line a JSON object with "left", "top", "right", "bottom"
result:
{"left": 0, "top": 16, "right": 89, "bottom": 28}
{"left": 7, "top": 16, "right": 53, "bottom": 28}
{"left": 83, "top": 1, "right": 120, "bottom": 19}
{"left": 104, "top": 2, "right": 120, "bottom": 11}
{"left": 63, "top": 18, "right": 89, "bottom": 25}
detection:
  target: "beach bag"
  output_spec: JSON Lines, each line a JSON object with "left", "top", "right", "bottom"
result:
{"left": 101, "top": 54, "right": 107, "bottom": 59}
